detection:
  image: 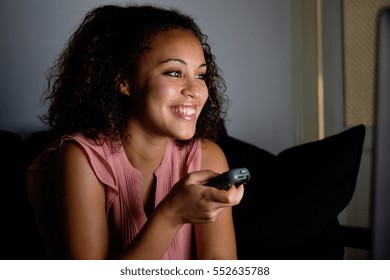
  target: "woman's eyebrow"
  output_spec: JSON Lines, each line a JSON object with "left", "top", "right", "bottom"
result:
{"left": 159, "top": 58, "right": 207, "bottom": 68}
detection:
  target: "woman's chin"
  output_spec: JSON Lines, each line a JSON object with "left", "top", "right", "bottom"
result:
{"left": 174, "top": 131, "right": 196, "bottom": 141}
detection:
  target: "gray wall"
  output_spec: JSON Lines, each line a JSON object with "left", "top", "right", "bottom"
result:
{"left": 0, "top": 0, "right": 292, "bottom": 154}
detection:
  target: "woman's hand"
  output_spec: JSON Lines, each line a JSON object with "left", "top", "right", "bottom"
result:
{"left": 158, "top": 170, "right": 244, "bottom": 226}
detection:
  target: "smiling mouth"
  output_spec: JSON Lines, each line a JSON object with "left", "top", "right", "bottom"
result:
{"left": 171, "top": 105, "right": 197, "bottom": 120}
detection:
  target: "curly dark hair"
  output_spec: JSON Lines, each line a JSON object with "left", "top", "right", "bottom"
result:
{"left": 42, "top": 4, "right": 228, "bottom": 147}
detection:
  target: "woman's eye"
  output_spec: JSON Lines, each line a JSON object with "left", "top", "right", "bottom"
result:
{"left": 196, "top": 73, "right": 206, "bottom": 80}
{"left": 166, "top": 71, "right": 182, "bottom": 78}
{"left": 165, "top": 71, "right": 206, "bottom": 80}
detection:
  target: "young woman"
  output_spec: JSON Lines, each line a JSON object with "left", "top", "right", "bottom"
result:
{"left": 27, "top": 4, "right": 244, "bottom": 260}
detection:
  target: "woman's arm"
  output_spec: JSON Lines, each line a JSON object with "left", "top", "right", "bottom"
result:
{"left": 46, "top": 142, "right": 183, "bottom": 259}
{"left": 195, "top": 139, "right": 244, "bottom": 259}
{"left": 46, "top": 141, "right": 110, "bottom": 259}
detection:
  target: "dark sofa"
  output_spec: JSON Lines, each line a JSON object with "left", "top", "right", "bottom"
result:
{"left": 217, "top": 124, "right": 367, "bottom": 259}
{"left": 1, "top": 130, "right": 46, "bottom": 259}
{"left": 0, "top": 125, "right": 367, "bottom": 259}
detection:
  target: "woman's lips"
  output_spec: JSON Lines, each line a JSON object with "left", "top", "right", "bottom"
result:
{"left": 170, "top": 105, "right": 197, "bottom": 121}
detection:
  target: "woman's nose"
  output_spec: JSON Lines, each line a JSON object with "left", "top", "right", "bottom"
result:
{"left": 181, "top": 79, "right": 202, "bottom": 98}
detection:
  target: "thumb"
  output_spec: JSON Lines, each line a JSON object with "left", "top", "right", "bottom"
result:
{"left": 203, "top": 185, "right": 233, "bottom": 204}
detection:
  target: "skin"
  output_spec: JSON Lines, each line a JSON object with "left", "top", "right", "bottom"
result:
{"left": 45, "top": 29, "right": 244, "bottom": 259}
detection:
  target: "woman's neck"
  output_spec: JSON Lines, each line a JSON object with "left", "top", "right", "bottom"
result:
{"left": 123, "top": 122, "right": 169, "bottom": 173}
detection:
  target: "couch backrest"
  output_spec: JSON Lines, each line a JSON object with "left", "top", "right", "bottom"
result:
{"left": 218, "top": 125, "right": 365, "bottom": 259}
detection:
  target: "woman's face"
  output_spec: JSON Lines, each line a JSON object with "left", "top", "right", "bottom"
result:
{"left": 128, "top": 29, "right": 209, "bottom": 141}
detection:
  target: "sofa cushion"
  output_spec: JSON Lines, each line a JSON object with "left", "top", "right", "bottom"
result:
{"left": 218, "top": 125, "right": 365, "bottom": 259}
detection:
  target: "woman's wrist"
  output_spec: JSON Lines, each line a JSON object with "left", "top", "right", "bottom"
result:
{"left": 153, "top": 198, "right": 184, "bottom": 230}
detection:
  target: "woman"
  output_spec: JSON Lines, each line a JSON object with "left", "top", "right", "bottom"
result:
{"left": 27, "top": 4, "right": 244, "bottom": 260}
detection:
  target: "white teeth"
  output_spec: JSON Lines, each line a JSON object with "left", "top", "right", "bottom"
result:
{"left": 173, "top": 107, "right": 195, "bottom": 115}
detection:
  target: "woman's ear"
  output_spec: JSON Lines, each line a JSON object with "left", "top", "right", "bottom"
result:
{"left": 119, "top": 80, "right": 130, "bottom": 96}
{"left": 116, "top": 74, "right": 131, "bottom": 96}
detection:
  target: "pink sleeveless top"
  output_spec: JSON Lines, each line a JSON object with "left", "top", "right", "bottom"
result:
{"left": 26, "top": 134, "right": 202, "bottom": 259}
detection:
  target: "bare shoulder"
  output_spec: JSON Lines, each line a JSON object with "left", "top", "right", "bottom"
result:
{"left": 51, "top": 140, "right": 87, "bottom": 164}
{"left": 200, "top": 139, "right": 229, "bottom": 173}
{"left": 200, "top": 139, "right": 224, "bottom": 158}
{"left": 47, "top": 140, "right": 104, "bottom": 193}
